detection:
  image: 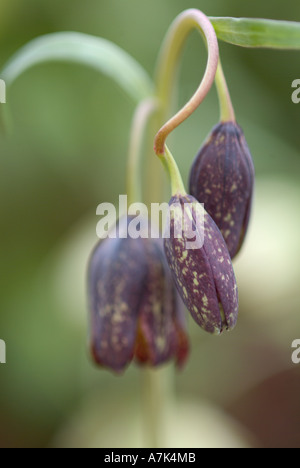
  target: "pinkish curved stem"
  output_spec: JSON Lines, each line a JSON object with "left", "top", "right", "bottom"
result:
{"left": 154, "top": 9, "right": 219, "bottom": 156}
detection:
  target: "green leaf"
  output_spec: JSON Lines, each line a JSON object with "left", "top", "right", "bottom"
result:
{"left": 210, "top": 17, "right": 300, "bottom": 49}
{"left": 1, "top": 32, "right": 154, "bottom": 102}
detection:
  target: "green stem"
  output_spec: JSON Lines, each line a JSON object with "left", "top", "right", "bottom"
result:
{"left": 162, "top": 145, "right": 186, "bottom": 195}
{"left": 127, "top": 98, "right": 158, "bottom": 205}
{"left": 154, "top": 9, "right": 219, "bottom": 155}
{"left": 143, "top": 113, "right": 164, "bottom": 206}
{"left": 142, "top": 366, "right": 174, "bottom": 448}
{"left": 215, "top": 59, "right": 236, "bottom": 122}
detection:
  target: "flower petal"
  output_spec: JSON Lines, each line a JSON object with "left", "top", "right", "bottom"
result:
{"left": 164, "top": 195, "right": 238, "bottom": 334}
{"left": 189, "top": 122, "right": 255, "bottom": 258}
{"left": 88, "top": 217, "right": 148, "bottom": 372}
{"left": 135, "top": 238, "right": 189, "bottom": 367}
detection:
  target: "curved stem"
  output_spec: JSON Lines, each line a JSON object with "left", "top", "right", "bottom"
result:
{"left": 215, "top": 59, "right": 236, "bottom": 122}
{"left": 127, "top": 98, "right": 158, "bottom": 205}
{"left": 154, "top": 9, "right": 219, "bottom": 156}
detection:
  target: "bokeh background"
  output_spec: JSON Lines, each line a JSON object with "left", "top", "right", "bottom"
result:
{"left": 0, "top": 0, "right": 300, "bottom": 448}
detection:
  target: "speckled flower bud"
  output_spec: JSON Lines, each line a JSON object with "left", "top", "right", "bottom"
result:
{"left": 88, "top": 216, "right": 189, "bottom": 373}
{"left": 164, "top": 195, "right": 238, "bottom": 335}
{"left": 189, "top": 122, "right": 255, "bottom": 258}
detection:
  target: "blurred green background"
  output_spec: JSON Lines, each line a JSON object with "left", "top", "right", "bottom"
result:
{"left": 0, "top": 0, "right": 300, "bottom": 448}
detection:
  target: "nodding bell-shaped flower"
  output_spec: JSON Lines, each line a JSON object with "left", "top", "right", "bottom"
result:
{"left": 189, "top": 122, "right": 255, "bottom": 258}
{"left": 164, "top": 194, "right": 238, "bottom": 335}
{"left": 88, "top": 216, "right": 189, "bottom": 373}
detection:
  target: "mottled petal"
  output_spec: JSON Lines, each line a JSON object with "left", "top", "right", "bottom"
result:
{"left": 135, "top": 238, "right": 189, "bottom": 368}
{"left": 202, "top": 213, "right": 239, "bottom": 331}
{"left": 164, "top": 195, "right": 238, "bottom": 335}
{"left": 189, "top": 122, "right": 255, "bottom": 258}
{"left": 88, "top": 216, "right": 148, "bottom": 373}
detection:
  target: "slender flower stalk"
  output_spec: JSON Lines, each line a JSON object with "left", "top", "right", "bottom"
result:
{"left": 162, "top": 145, "right": 186, "bottom": 196}
{"left": 215, "top": 60, "right": 236, "bottom": 122}
{"left": 154, "top": 9, "right": 219, "bottom": 156}
{"left": 142, "top": 367, "right": 174, "bottom": 448}
{"left": 127, "top": 98, "right": 158, "bottom": 205}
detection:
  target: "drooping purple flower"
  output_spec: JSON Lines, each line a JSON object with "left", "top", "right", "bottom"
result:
{"left": 88, "top": 215, "right": 189, "bottom": 373}
{"left": 164, "top": 194, "right": 238, "bottom": 335}
{"left": 189, "top": 122, "right": 255, "bottom": 258}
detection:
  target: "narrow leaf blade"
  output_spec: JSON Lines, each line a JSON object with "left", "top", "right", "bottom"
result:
{"left": 1, "top": 32, "right": 154, "bottom": 101}
{"left": 210, "top": 17, "right": 300, "bottom": 49}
